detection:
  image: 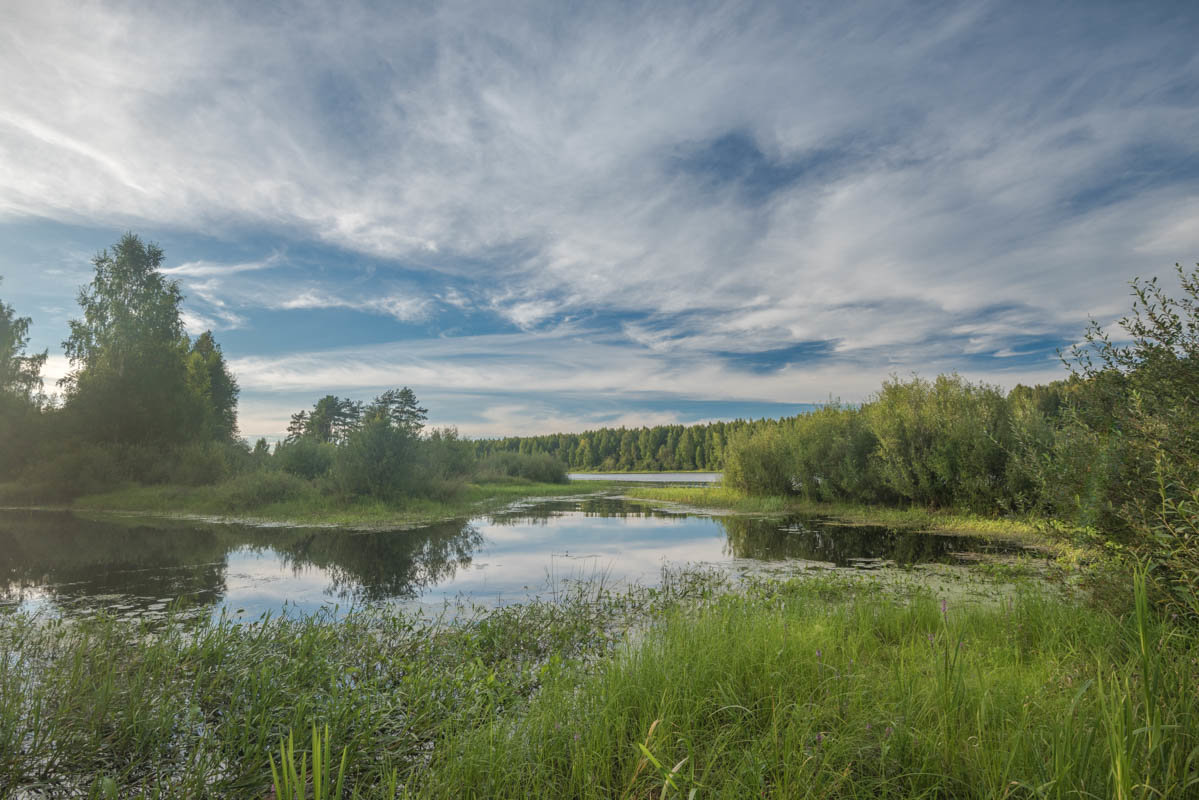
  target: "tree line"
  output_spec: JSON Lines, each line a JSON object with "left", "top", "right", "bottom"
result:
{"left": 0, "top": 234, "right": 566, "bottom": 503}
{"left": 475, "top": 419, "right": 769, "bottom": 472}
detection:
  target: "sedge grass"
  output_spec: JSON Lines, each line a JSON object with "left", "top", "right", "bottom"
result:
{"left": 1, "top": 569, "right": 1194, "bottom": 798}
{"left": 421, "top": 572, "right": 1197, "bottom": 799}
{"left": 64, "top": 478, "right": 618, "bottom": 529}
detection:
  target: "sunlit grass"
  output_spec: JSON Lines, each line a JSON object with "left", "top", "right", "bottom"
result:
{"left": 66, "top": 478, "right": 621, "bottom": 528}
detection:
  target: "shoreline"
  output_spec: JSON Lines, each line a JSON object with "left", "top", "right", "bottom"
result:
{"left": 0, "top": 480, "right": 621, "bottom": 531}
{"left": 3, "top": 480, "right": 1089, "bottom": 556}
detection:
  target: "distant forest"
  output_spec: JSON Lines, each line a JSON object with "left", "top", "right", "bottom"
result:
{"left": 474, "top": 419, "right": 771, "bottom": 472}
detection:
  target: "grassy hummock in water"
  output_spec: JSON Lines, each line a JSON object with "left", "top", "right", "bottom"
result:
{"left": 64, "top": 478, "right": 616, "bottom": 529}
{"left": 623, "top": 485, "right": 1085, "bottom": 550}
{"left": 1, "top": 568, "right": 1195, "bottom": 798}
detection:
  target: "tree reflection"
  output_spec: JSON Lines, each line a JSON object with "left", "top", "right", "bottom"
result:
{"left": 0, "top": 511, "right": 231, "bottom": 611}
{"left": 264, "top": 521, "right": 483, "bottom": 602}
{"left": 719, "top": 515, "right": 1028, "bottom": 566}
{"left": 0, "top": 510, "right": 483, "bottom": 615}
{"left": 487, "top": 497, "right": 685, "bottom": 526}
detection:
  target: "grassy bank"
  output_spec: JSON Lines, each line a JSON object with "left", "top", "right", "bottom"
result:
{"left": 62, "top": 478, "right": 616, "bottom": 528}
{"left": 2, "top": 569, "right": 1195, "bottom": 798}
{"left": 624, "top": 485, "right": 1081, "bottom": 548}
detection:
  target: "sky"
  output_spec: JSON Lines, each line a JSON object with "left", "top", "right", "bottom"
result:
{"left": 1, "top": 0, "right": 1197, "bottom": 441}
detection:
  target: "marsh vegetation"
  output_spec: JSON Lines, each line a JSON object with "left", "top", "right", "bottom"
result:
{"left": 2, "top": 568, "right": 1196, "bottom": 798}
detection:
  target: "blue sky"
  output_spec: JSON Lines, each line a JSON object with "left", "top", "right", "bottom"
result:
{"left": 1, "top": 0, "right": 1197, "bottom": 439}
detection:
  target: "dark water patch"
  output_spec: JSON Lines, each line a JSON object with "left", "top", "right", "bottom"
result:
{"left": 730, "top": 516, "right": 1032, "bottom": 568}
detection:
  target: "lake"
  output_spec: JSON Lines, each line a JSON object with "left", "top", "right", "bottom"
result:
{"left": 0, "top": 496, "right": 1035, "bottom": 622}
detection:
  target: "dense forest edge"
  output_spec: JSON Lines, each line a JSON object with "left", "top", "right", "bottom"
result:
{"left": 2, "top": 236, "right": 1198, "bottom": 796}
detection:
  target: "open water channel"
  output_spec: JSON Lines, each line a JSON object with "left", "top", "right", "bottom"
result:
{"left": 0, "top": 488, "right": 1041, "bottom": 623}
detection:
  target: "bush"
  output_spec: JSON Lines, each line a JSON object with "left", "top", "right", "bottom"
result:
{"left": 473, "top": 452, "right": 568, "bottom": 484}
{"left": 722, "top": 427, "right": 796, "bottom": 496}
{"left": 15, "top": 443, "right": 126, "bottom": 500}
{"left": 275, "top": 438, "right": 336, "bottom": 480}
{"left": 864, "top": 374, "right": 1011, "bottom": 511}
{"left": 786, "top": 404, "right": 885, "bottom": 503}
{"left": 422, "top": 428, "right": 476, "bottom": 481}
{"left": 166, "top": 441, "right": 236, "bottom": 486}
{"left": 331, "top": 419, "right": 420, "bottom": 499}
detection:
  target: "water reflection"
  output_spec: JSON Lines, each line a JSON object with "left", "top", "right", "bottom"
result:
{"left": 0, "top": 500, "right": 1035, "bottom": 621}
{"left": 722, "top": 516, "right": 1023, "bottom": 567}
{"left": 0, "top": 510, "right": 481, "bottom": 619}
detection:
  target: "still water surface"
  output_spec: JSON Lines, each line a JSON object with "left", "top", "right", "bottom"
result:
{"left": 0, "top": 496, "right": 1033, "bottom": 622}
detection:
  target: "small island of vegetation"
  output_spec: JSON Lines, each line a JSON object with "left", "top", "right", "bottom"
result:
{"left": 0, "top": 235, "right": 582, "bottom": 530}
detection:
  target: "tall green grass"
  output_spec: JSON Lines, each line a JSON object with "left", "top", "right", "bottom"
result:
{"left": 0, "top": 570, "right": 711, "bottom": 798}
{"left": 1, "top": 569, "right": 1194, "bottom": 798}
{"left": 423, "top": 574, "right": 1197, "bottom": 799}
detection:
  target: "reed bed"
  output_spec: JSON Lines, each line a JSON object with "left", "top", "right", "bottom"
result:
{"left": 1, "top": 569, "right": 1195, "bottom": 798}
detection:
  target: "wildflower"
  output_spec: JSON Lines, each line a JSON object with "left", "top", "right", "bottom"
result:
{"left": 865, "top": 722, "right": 872, "bottom": 732}
{"left": 941, "top": 598, "right": 947, "bottom": 617}
{"left": 884, "top": 726, "right": 893, "bottom": 738}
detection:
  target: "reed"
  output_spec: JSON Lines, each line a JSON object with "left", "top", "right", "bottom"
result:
{"left": 1, "top": 568, "right": 1194, "bottom": 798}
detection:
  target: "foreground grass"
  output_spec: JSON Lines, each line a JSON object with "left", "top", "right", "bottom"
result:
{"left": 65, "top": 478, "right": 614, "bottom": 528}
{"left": 2, "top": 570, "right": 1195, "bottom": 798}
{"left": 433, "top": 574, "right": 1197, "bottom": 799}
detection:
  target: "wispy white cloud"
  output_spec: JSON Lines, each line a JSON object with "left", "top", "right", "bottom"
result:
{"left": 275, "top": 288, "right": 430, "bottom": 322}
{"left": 2, "top": 0, "right": 1196, "bottom": 431}
{"left": 162, "top": 254, "right": 283, "bottom": 277}
{"left": 229, "top": 327, "right": 1067, "bottom": 436}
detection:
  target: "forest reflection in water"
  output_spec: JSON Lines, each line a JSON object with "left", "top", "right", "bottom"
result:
{"left": 0, "top": 499, "right": 1035, "bottom": 621}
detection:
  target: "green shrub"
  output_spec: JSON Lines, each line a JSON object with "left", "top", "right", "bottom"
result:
{"left": 787, "top": 403, "right": 885, "bottom": 503}
{"left": 15, "top": 443, "right": 126, "bottom": 500}
{"left": 330, "top": 418, "right": 419, "bottom": 499}
{"left": 722, "top": 426, "right": 796, "bottom": 496}
{"left": 864, "top": 374, "right": 1011, "bottom": 511}
{"left": 422, "top": 427, "right": 475, "bottom": 481}
{"left": 275, "top": 438, "right": 336, "bottom": 480}
{"left": 473, "top": 452, "right": 568, "bottom": 484}
{"left": 167, "top": 441, "right": 234, "bottom": 486}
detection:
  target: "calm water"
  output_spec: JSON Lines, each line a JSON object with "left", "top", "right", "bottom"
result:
{"left": 568, "top": 472, "right": 721, "bottom": 483}
{"left": 0, "top": 498, "right": 1033, "bottom": 622}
